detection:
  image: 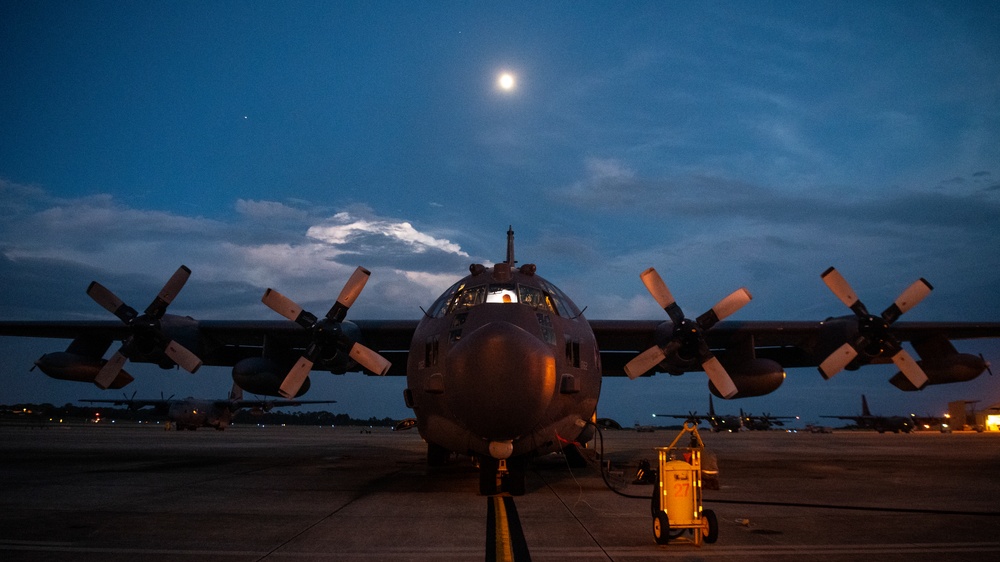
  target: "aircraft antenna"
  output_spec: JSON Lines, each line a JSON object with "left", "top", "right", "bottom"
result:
{"left": 505, "top": 226, "right": 516, "bottom": 266}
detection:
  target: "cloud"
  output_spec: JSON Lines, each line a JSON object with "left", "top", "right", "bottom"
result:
{"left": 306, "top": 211, "right": 469, "bottom": 257}
{"left": 0, "top": 186, "right": 481, "bottom": 321}
{"left": 235, "top": 199, "right": 312, "bottom": 221}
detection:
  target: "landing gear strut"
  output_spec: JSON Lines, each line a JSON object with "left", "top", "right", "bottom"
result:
{"left": 479, "top": 455, "right": 526, "bottom": 496}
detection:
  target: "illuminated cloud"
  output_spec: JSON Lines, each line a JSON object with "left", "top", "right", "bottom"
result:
{"left": 306, "top": 212, "right": 469, "bottom": 257}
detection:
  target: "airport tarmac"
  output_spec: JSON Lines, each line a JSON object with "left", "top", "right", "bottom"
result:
{"left": 1, "top": 423, "right": 999, "bottom": 561}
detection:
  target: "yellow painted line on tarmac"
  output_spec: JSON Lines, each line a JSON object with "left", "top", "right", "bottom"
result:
{"left": 486, "top": 495, "right": 531, "bottom": 562}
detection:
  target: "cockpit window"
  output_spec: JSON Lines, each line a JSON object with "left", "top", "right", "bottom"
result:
{"left": 538, "top": 279, "right": 581, "bottom": 317}
{"left": 485, "top": 284, "right": 518, "bottom": 304}
{"left": 518, "top": 285, "right": 554, "bottom": 312}
{"left": 448, "top": 284, "right": 487, "bottom": 313}
{"left": 433, "top": 279, "right": 577, "bottom": 317}
{"left": 428, "top": 280, "right": 463, "bottom": 318}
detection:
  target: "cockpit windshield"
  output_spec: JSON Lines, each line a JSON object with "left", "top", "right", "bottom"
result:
{"left": 426, "top": 279, "right": 582, "bottom": 318}
{"left": 485, "top": 284, "right": 518, "bottom": 304}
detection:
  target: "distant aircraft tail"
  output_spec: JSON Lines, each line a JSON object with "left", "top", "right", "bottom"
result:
{"left": 861, "top": 394, "right": 871, "bottom": 416}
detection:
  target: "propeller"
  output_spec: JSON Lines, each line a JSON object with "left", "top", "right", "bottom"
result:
{"left": 623, "top": 268, "right": 752, "bottom": 399}
{"left": 818, "top": 267, "right": 932, "bottom": 389}
{"left": 261, "top": 266, "right": 391, "bottom": 399}
{"left": 121, "top": 390, "right": 138, "bottom": 410}
{"left": 88, "top": 266, "right": 202, "bottom": 389}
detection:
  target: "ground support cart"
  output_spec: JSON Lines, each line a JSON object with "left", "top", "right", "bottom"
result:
{"left": 651, "top": 422, "right": 718, "bottom": 545}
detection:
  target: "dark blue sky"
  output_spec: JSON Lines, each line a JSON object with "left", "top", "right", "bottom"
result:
{"left": 2, "top": 2, "right": 999, "bottom": 424}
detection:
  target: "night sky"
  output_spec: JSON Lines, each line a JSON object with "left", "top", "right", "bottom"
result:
{"left": 2, "top": 2, "right": 999, "bottom": 426}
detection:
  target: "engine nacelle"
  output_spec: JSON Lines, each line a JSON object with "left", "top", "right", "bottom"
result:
{"left": 34, "top": 352, "right": 134, "bottom": 389}
{"left": 232, "top": 357, "right": 310, "bottom": 398}
{"left": 710, "top": 358, "right": 785, "bottom": 399}
{"left": 889, "top": 353, "right": 986, "bottom": 391}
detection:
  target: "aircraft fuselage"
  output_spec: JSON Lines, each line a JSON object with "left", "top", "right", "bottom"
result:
{"left": 166, "top": 399, "right": 232, "bottom": 430}
{"left": 405, "top": 261, "right": 601, "bottom": 464}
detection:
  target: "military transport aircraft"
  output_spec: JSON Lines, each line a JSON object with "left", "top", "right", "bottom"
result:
{"left": 740, "top": 410, "right": 799, "bottom": 431}
{"left": 654, "top": 394, "right": 745, "bottom": 432}
{"left": 821, "top": 394, "right": 918, "bottom": 433}
{"left": 1, "top": 228, "right": 998, "bottom": 495}
{"left": 654, "top": 394, "right": 798, "bottom": 432}
{"left": 80, "top": 383, "right": 335, "bottom": 431}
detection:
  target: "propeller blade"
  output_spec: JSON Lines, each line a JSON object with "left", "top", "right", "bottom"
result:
{"left": 818, "top": 342, "right": 858, "bottom": 379}
{"left": 820, "top": 267, "right": 858, "bottom": 307}
{"left": 891, "top": 348, "right": 929, "bottom": 390}
{"left": 882, "top": 278, "right": 933, "bottom": 323}
{"left": 347, "top": 342, "right": 392, "bottom": 376}
{"left": 279, "top": 356, "right": 315, "bottom": 399}
{"left": 145, "top": 265, "right": 192, "bottom": 318}
{"left": 640, "top": 268, "right": 684, "bottom": 324}
{"left": 712, "top": 287, "right": 752, "bottom": 321}
{"left": 702, "top": 356, "right": 738, "bottom": 399}
{"left": 624, "top": 345, "right": 668, "bottom": 379}
{"left": 95, "top": 350, "right": 128, "bottom": 389}
{"left": 262, "top": 288, "right": 305, "bottom": 323}
{"left": 327, "top": 267, "right": 371, "bottom": 322}
{"left": 87, "top": 282, "right": 132, "bottom": 320}
{"left": 699, "top": 287, "right": 753, "bottom": 329}
{"left": 164, "top": 340, "right": 203, "bottom": 373}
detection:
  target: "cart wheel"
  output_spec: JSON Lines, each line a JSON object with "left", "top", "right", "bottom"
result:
{"left": 702, "top": 509, "right": 719, "bottom": 544}
{"left": 653, "top": 510, "right": 671, "bottom": 545}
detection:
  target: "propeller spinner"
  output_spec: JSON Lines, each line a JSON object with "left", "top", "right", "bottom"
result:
{"left": 261, "top": 267, "right": 391, "bottom": 399}
{"left": 623, "top": 268, "right": 752, "bottom": 399}
{"left": 88, "top": 265, "right": 203, "bottom": 389}
{"left": 818, "top": 267, "right": 932, "bottom": 389}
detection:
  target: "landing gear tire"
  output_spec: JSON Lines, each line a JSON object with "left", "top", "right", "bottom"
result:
{"left": 702, "top": 509, "right": 719, "bottom": 544}
{"left": 427, "top": 442, "right": 450, "bottom": 466}
{"left": 653, "top": 510, "right": 670, "bottom": 545}
{"left": 479, "top": 456, "right": 500, "bottom": 495}
{"left": 506, "top": 456, "right": 526, "bottom": 496}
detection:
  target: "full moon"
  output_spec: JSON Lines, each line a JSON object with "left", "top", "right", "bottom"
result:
{"left": 498, "top": 72, "right": 516, "bottom": 91}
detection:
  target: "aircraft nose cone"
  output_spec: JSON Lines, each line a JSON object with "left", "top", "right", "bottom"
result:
{"left": 445, "top": 321, "right": 556, "bottom": 441}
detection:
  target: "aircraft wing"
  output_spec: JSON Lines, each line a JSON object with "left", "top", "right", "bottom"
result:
{"left": 230, "top": 399, "right": 337, "bottom": 409}
{"left": 79, "top": 398, "right": 168, "bottom": 409}
{"left": 4, "top": 316, "right": 999, "bottom": 395}
{"left": 590, "top": 320, "right": 1000, "bottom": 373}
{"left": 0, "top": 319, "right": 418, "bottom": 375}
{"left": 652, "top": 413, "right": 711, "bottom": 421}
{"left": 196, "top": 320, "right": 417, "bottom": 375}
{"left": 743, "top": 414, "right": 797, "bottom": 421}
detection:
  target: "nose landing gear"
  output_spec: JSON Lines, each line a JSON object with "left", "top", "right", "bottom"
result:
{"left": 479, "top": 455, "right": 527, "bottom": 496}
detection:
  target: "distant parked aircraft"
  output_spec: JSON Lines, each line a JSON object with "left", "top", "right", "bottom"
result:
{"left": 81, "top": 384, "right": 335, "bottom": 430}
{"left": 821, "top": 394, "right": 916, "bottom": 433}
{"left": 654, "top": 395, "right": 796, "bottom": 432}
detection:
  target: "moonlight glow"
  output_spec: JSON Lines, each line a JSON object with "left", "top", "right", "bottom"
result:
{"left": 498, "top": 72, "right": 516, "bottom": 91}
